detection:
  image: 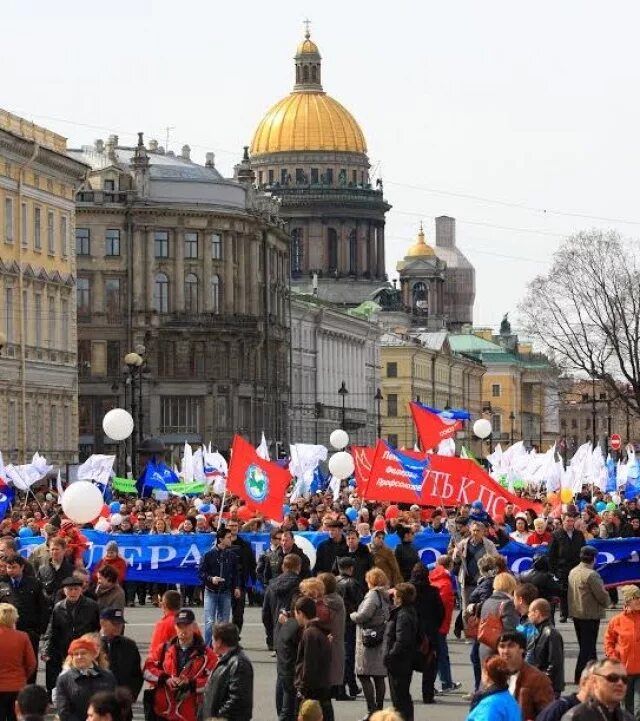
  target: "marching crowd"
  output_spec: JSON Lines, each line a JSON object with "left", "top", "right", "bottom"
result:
{"left": 0, "top": 486, "right": 638, "bottom": 721}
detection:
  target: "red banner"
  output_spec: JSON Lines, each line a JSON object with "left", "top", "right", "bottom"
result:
{"left": 352, "top": 444, "right": 542, "bottom": 517}
{"left": 410, "top": 401, "right": 462, "bottom": 450}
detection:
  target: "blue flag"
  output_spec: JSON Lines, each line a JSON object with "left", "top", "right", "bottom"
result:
{"left": 136, "top": 459, "right": 178, "bottom": 497}
{"left": 605, "top": 456, "right": 617, "bottom": 493}
{"left": 310, "top": 464, "right": 327, "bottom": 494}
{"left": 421, "top": 404, "right": 471, "bottom": 421}
{"left": 0, "top": 493, "right": 9, "bottom": 520}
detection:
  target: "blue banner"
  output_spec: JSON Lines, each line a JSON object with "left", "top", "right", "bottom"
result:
{"left": 18, "top": 530, "right": 640, "bottom": 587}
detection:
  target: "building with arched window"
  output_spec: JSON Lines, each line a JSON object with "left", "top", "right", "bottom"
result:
{"left": 250, "top": 27, "right": 390, "bottom": 305}
{"left": 71, "top": 134, "right": 289, "bottom": 459}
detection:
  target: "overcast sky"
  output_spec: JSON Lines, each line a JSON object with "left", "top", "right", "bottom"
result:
{"left": 4, "top": 0, "right": 640, "bottom": 331}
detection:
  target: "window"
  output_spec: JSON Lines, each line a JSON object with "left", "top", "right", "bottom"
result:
{"left": 154, "top": 273, "right": 169, "bottom": 313}
{"left": 4, "top": 198, "right": 13, "bottom": 242}
{"left": 386, "top": 362, "right": 398, "bottom": 378}
{"left": 295, "top": 168, "right": 305, "bottom": 184}
{"left": 8, "top": 400, "right": 17, "bottom": 450}
{"left": 185, "top": 273, "right": 198, "bottom": 313}
{"left": 5, "top": 287, "right": 13, "bottom": 342}
{"left": 348, "top": 229, "right": 357, "bottom": 273}
{"left": 291, "top": 228, "right": 303, "bottom": 274}
{"left": 584, "top": 418, "right": 590, "bottom": 430}
{"left": 76, "top": 277, "right": 90, "bottom": 316}
{"left": 47, "top": 210, "right": 55, "bottom": 254}
{"left": 190, "top": 341, "right": 206, "bottom": 376}
{"left": 492, "top": 384, "right": 501, "bottom": 398}
{"left": 216, "top": 396, "right": 230, "bottom": 429}
{"left": 48, "top": 295, "right": 55, "bottom": 348}
{"left": 492, "top": 414, "right": 502, "bottom": 434}
{"left": 76, "top": 228, "right": 90, "bottom": 256}
{"left": 325, "top": 168, "right": 334, "bottom": 185}
{"left": 105, "top": 278, "right": 121, "bottom": 320}
{"left": 571, "top": 418, "right": 577, "bottom": 429}
{"left": 280, "top": 168, "right": 288, "bottom": 185}
{"left": 211, "top": 233, "right": 222, "bottom": 260}
{"left": 104, "top": 179, "right": 115, "bottom": 192}
{"left": 311, "top": 168, "right": 319, "bottom": 184}
{"left": 60, "top": 216, "right": 68, "bottom": 256}
{"left": 34, "top": 207, "right": 41, "bottom": 249}
{"left": 327, "top": 227, "right": 338, "bottom": 272}
{"left": 20, "top": 202, "right": 27, "bottom": 247}
{"left": 34, "top": 294, "right": 42, "bottom": 347}
{"left": 78, "top": 339, "right": 91, "bottom": 377}
{"left": 157, "top": 340, "right": 175, "bottom": 377}
{"left": 268, "top": 169, "right": 274, "bottom": 185}
{"left": 388, "top": 434, "right": 398, "bottom": 448}
{"left": 387, "top": 393, "right": 398, "bottom": 417}
{"left": 107, "top": 341, "right": 121, "bottom": 377}
{"left": 160, "top": 397, "right": 201, "bottom": 434}
{"left": 181, "top": 231, "right": 198, "bottom": 259}
{"left": 211, "top": 275, "right": 221, "bottom": 313}
{"left": 352, "top": 170, "right": 357, "bottom": 184}
{"left": 105, "top": 229, "right": 120, "bottom": 256}
{"left": 154, "top": 230, "right": 169, "bottom": 258}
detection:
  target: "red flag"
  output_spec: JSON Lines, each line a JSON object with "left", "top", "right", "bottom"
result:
{"left": 410, "top": 401, "right": 462, "bottom": 450}
{"left": 227, "top": 435, "right": 292, "bottom": 521}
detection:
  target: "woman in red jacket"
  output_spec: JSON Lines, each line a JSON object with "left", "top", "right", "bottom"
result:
{"left": 429, "top": 555, "right": 461, "bottom": 693}
{"left": 92, "top": 541, "right": 128, "bottom": 586}
{"left": 0, "top": 602, "right": 37, "bottom": 721}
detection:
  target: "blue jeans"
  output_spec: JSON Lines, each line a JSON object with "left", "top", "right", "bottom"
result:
{"left": 204, "top": 589, "right": 231, "bottom": 646}
{"left": 436, "top": 633, "right": 454, "bottom": 689}
{"left": 275, "top": 676, "right": 297, "bottom": 721}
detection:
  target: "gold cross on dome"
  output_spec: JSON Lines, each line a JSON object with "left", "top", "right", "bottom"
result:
{"left": 303, "top": 18, "right": 311, "bottom": 38}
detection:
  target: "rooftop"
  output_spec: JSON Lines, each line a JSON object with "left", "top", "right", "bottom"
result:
{"left": 0, "top": 108, "right": 67, "bottom": 153}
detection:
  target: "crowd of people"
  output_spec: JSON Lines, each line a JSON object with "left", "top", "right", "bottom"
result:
{"left": 0, "top": 484, "right": 638, "bottom": 721}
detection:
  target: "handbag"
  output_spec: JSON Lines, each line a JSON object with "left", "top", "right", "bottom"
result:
{"left": 477, "top": 601, "right": 506, "bottom": 650}
{"left": 362, "top": 590, "right": 386, "bottom": 648}
{"left": 464, "top": 611, "right": 480, "bottom": 640}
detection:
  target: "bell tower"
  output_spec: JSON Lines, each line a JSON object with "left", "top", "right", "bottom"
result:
{"left": 294, "top": 21, "right": 323, "bottom": 91}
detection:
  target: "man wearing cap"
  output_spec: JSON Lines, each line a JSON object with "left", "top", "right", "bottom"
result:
{"left": 41, "top": 575, "right": 100, "bottom": 697}
{"left": 100, "top": 608, "right": 143, "bottom": 701}
{"left": 604, "top": 585, "right": 640, "bottom": 719}
{"left": 568, "top": 545, "right": 610, "bottom": 684}
{"left": 198, "top": 528, "right": 239, "bottom": 646}
{"left": 144, "top": 608, "right": 217, "bottom": 721}
{"left": 548, "top": 513, "right": 586, "bottom": 622}
{"left": 315, "top": 520, "right": 348, "bottom": 575}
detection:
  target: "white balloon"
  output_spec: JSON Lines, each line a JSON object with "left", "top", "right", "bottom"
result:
{"left": 61, "top": 481, "right": 104, "bottom": 524}
{"left": 328, "top": 451, "right": 355, "bottom": 480}
{"left": 103, "top": 408, "right": 134, "bottom": 441}
{"left": 329, "top": 429, "right": 349, "bottom": 450}
{"left": 612, "top": 493, "right": 621, "bottom": 505}
{"left": 110, "top": 513, "right": 123, "bottom": 526}
{"left": 473, "top": 418, "right": 492, "bottom": 440}
{"left": 94, "top": 518, "right": 110, "bottom": 532}
{"left": 193, "top": 498, "right": 204, "bottom": 509}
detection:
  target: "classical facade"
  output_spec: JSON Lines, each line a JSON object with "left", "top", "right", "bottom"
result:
{"left": 69, "top": 135, "right": 289, "bottom": 461}
{"left": 449, "top": 317, "right": 561, "bottom": 450}
{"left": 250, "top": 29, "right": 391, "bottom": 305}
{"left": 379, "top": 330, "right": 485, "bottom": 450}
{"left": 290, "top": 295, "right": 381, "bottom": 444}
{"left": 0, "top": 109, "right": 88, "bottom": 464}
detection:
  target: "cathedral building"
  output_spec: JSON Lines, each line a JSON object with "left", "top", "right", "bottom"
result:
{"left": 250, "top": 28, "right": 391, "bottom": 305}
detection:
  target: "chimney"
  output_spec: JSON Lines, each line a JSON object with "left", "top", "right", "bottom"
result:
{"left": 157, "top": 146, "right": 165, "bottom": 155}
{"left": 435, "top": 216, "right": 456, "bottom": 248}
{"left": 149, "top": 139, "right": 159, "bottom": 151}
{"left": 166, "top": 150, "right": 175, "bottom": 157}
{"left": 105, "top": 135, "right": 118, "bottom": 162}
{"left": 95, "top": 139, "right": 104, "bottom": 153}
{"left": 205, "top": 152, "right": 215, "bottom": 168}
{"left": 181, "top": 144, "right": 191, "bottom": 161}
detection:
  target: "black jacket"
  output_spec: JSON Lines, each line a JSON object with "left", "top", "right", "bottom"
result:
{"left": 37, "top": 557, "right": 75, "bottom": 607}
{"left": 262, "top": 572, "right": 300, "bottom": 641}
{"left": 394, "top": 541, "right": 420, "bottom": 582}
{"left": 332, "top": 543, "right": 373, "bottom": 589}
{"left": 231, "top": 536, "right": 257, "bottom": 589}
{"left": 528, "top": 619, "right": 564, "bottom": 694}
{"left": 295, "top": 619, "right": 332, "bottom": 695}
{"left": 42, "top": 595, "right": 100, "bottom": 661}
{"left": 384, "top": 604, "right": 418, "bottom": 676}
{"left": 469, "top": 574, "right": 495, "bottom": 606}
{"left": 534, "top": 693, "right": 580, "bottom": 721}
{"left": 198, "top": 545, "right": 239, "bottom": 594}
{"left": 264, "top": 544, "right": 311, "bottom": 583}
{"left": 275, "top": 617, "right": 301, "bottom": 678}
{"left": 315, "top": 536, "right": 349, "bottom": 574}
{"left": 0, "top": 574, "right": 48, "bottom": 635}
{"left": 336, "top": 574, "right": 364, "bottom": 616}
{"left": 55, "top": 666, "right": 116, "bottom": 721}
{"left": 202, "top": 646, "right": 253, "bottom": 721}
{"left": 561, "top": 697, "right": 634, "bottom": 721}
{"left": 547, "top": 529, "right": 585, "bottom": 579}
{"left": 410, "top": 570, "right": 444, "bottom": 643}
{"left": 101, "top": 634, "right": 144, "bottom": 699}
{"left": 520, "top": 557, "right": 562, "bottom": 602}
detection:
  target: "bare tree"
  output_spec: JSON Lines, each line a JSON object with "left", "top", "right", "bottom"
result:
{"left": 518, "top": 230, "right": 640, "bottom": 416}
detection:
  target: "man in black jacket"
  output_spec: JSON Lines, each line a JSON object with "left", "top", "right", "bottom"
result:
{"left": 41, "top": 576, "right": 100, "bottom": 696}
{"left": 262, "top": 554, "right": 301, "bottom": 652}
{"left": 315, "top": 521, "right": 348, "bottom": 574}
{"left": 561, "top": 659, "right": 634, "bottom": 721}
{"left": 99, "top": 608, "right": 143, "bottom": 701}
{"left": 332, "top": 529, "right": 372, "bottom": 590}
{"left": 265, "top": 532, "right": 311, "bottom": 583}
{"left": 275, "top": 612, "right": 302, "bottom": 721}
{"left": 36, "top": 537, "right": 74, "bottom": 610}
{"left": 0, "top": 553, "right": 48, "bottom": 682}
{"left": 202, "top": 622, "right": 253, "bottom": 721}
{"left": 226, "top": 519, "right": 257, "bottom": 634}
{"left": 527, "top": 598, "right": 565, "bottom": 697}
{"left": 335, "top": 557, "right": 364, "bottom": 699}
{"left": 394, "top": 524, "right": 420, "bottom": 582}
{"left": 547, "top": 513, "right": 585, "bottom": 622}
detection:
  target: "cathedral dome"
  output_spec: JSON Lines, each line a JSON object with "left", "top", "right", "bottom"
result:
{"left": 250, "top": 30, "right": 367, "bottom": 156}
{"left": 406, "top": 224, "right": 436, "bottom": 257}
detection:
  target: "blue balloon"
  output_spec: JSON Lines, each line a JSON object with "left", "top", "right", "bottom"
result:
{"left": 199, "top": 504, "right": 210, "bottom": 514}
{"left": 283, "top": 504, "right": 291, "bottom": 516}
{"left": 109, "top": 502, "right": 121, "bottom": 513}
{"left": 346, "top": 507, "right": 358, "bottom": 522}
{"left": 595, "top": 501, "right": 607, "bottom": 512}
{"left": 18, "top": 526, "right": 33, "bottom": 538}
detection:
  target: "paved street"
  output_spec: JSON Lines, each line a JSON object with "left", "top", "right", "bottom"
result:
{"left": 36, "top": 603, "right": 616, "bottom": 721}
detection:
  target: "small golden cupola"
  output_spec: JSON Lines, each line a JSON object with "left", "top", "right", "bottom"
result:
{"left": 406, "top": 223, "right": 436, "bottom": 257}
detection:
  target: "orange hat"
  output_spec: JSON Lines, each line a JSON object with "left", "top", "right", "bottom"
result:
{"left": 68, "top": 637, "right": 98, "bottom": 655}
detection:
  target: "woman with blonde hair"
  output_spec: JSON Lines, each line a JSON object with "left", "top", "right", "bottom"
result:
{"left": 297, "top": 699, "right": 323, "bottom": 721}
{"left": 0, "top": 603, "right": 37, "bottom": 721}
{"left": 350, "top": 567, "right": 390, "bottom": 718}
{"left": 478, "top": 572, "right": 519, "bottom": 666}
{"left": 55, "top": 636, "right": 116, "bottom": 721}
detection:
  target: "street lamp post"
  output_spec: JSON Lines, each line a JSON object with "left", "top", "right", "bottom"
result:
{"left": 509, "top": 411, "right": 515, "bottom": 445}
{"left": 338, "top": 381, "right": 348, "bottom": 430}
{"left": 374, "top": 388, "right": 384, "bottom": 439}
{"left": 124, "top": 351, "right": 143, "bottom": 477}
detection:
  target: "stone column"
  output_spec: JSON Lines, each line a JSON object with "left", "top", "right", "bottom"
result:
{"left": 202, "top": 230, "right": 212, "bottom": 313}
{"left": 175, "top": 228, "right": 185, "bottom": 313}
{"left": 250, "top": 236, "right": 260, "bottom": 316}
{"left": 132, "top": 227, "right": 144, "bottom": 311}
{"left": 237, "top": 235, "right": 246, "bottom": 314}
{"left": 369, "top": 225, "right": 377, "bottom": 278}
{"left": 145, "top": 229, "right": 155, "bottom": 310}
{"left": 377, "top": 223, "right": 386, "bottom": 279}
{"left": 93, "top": 271, "right": 105, "bottom": 315}
{"left": 224, "top": 232, "right": 234, "bottom": 313}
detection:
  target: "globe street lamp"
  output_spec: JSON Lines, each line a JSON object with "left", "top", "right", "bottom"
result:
{"left": 374, "top": 387, "right": 384, "bottom": 439}
{"left": 338, "top": 381, "right": 349, "bottom": 430}
{"left": 124, "top": 351, "right": 143, "bottom": 477}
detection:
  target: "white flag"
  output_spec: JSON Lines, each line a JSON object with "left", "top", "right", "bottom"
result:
{"left": 56, "top": 469, "right": 64, "bottom": 497}
{"left": 256, "top": 432, "right": 270, "bottom": 461}
{"left": 77, "top": 454, "right": 115, "bottom": 486}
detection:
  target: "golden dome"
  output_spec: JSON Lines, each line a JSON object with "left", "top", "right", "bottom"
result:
{"left": 406, "top": 224, "right": 436, "bottom": 257}
{"left": 296, "top": 35, "right": 319, "bottom": 55}
{"left": 250, "top": 92, "right": 367, "bottom": 155}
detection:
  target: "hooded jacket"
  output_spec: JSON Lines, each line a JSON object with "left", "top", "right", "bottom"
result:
{"left": 519, "top": 556, "right": 562, "bottom": 602}
{"left": 604, "top": 607, "right": 640, "bottom": 674}
{"left": 429, "top": 565, "right": 455, "bottom": 634}
{"left": 261, "top": 572, "right": 300, "bottom": 642}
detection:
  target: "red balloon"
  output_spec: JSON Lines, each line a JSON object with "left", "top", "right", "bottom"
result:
{"left": 100, "top": 504, "right": 110, "bottom": 518}
{"left": 236, "top": 505, "right": 254, "bottom": 522}
{"left": 373, "top": 516, "right": 386, "bottom": 532}
{"left": 384, "top": 505, "right": 399, "bottom": 520}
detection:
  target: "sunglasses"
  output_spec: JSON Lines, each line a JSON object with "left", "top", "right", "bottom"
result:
{"left": 595, "top": 673, "right": 628, "bottom": 684}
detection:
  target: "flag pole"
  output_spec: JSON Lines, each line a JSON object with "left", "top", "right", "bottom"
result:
{"left": 217, "top": 490, "right": 227, "bottom": 531}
